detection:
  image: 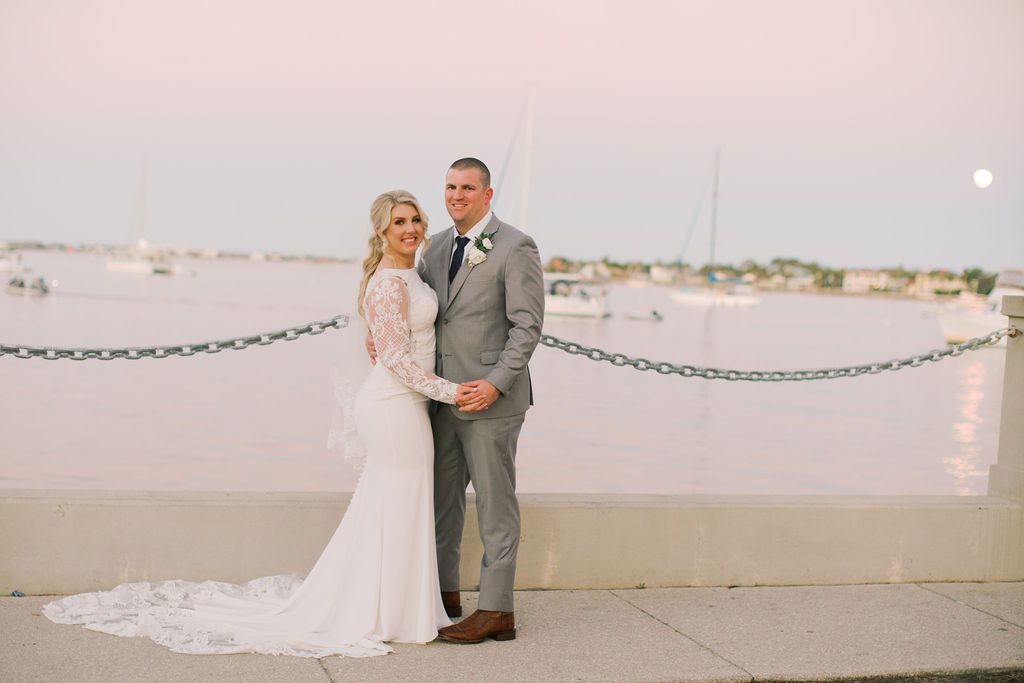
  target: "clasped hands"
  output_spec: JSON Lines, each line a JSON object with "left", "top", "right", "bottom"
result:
{"left": 366, "top": 334, "right": 498, "bottom": 413}
{"left": 455, "top": 380, "right": 499, "bottom": 413}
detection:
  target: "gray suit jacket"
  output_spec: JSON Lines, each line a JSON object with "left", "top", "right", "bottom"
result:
{"left": 420, "top": 214, "right": 545, "bottom": 420}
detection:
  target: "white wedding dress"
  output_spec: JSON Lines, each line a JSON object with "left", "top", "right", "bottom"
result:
{"left": 43, "top": 268, "right": 458, "bottom": 658}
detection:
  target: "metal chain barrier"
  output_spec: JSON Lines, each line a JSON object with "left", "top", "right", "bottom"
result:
{"left": 538, "top": 327, "right": 1015, "bottom": 382}
{"left": 0, "top": 316, "right": 1014, "bottom": 380}
{"left": 0, "top": 314, "right": 349, "bottom": 361}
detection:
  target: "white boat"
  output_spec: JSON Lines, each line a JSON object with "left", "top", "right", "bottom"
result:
{"left": 106, "top": 159, "right": 179, "bottom": 276}
{"left": 670, "top": 149, "right": 761, "bottom": 309}
{"left": 497, "top": 96, "right": 608, "bottom": 320}
{"left": 625, "top": 309, "right": 663, "bottom": 322}
{"left": 670, "top": 283, "right": 760, "bottom": 308}
{"left": 106, "top": 248, "right": 153, "bottom": 273}
{"left": 936, "top": 269, "right": 1023, "bottom": 347}
{"left": 149, "top": 252, "right": 179, "bottom": 275}
{"left": 544, "top": 273, "right": 610, "bottom": 318}
{"left": 6, "top": 273, "right": 51, "bottom": 297}
{"left": 107, "top": 246, "right": 180, "bottom": 275}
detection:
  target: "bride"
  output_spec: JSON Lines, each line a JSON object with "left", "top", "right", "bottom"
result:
{"left": 43, "top": 190, "right": 475, "bottom": 657}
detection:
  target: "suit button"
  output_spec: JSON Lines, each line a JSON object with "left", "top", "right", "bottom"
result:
{"left": 443, "top": 318, "right": 449, "bottom": 324}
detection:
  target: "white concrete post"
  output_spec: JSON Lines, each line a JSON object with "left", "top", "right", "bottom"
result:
{"left": 988, "top": 295, "right": 1024, "bottom": 500}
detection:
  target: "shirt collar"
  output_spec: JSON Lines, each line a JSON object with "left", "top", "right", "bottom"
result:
{"left": 456, "top": 211, "right": 493, "bottom": 244}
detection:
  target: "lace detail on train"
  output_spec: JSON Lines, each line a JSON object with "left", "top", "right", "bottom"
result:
{"left": 41, "top": 575, "right": 390, "bottom": 657}
{"left": 365, "top": 272, "right": 457, "bottom": 405}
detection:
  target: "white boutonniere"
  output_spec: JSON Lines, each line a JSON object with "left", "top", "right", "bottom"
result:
{"left": 465, "top": 231, "right": 494, "bottom": 267}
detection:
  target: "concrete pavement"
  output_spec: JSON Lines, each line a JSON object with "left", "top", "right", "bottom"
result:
{"left": 2, "top": 582, "right": 1022, "bottom": 682}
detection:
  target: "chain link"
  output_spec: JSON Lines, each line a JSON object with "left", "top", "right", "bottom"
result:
{"left": 538, "top": 327, "right": 1013, "bottom": 382}
{"left": 0, "top": 315, "right": 349, "bottom": 361}
{"left": 0, "top": 316, "right": 1014, "bottom": 381}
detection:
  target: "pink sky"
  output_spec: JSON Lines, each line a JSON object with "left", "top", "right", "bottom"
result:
{"left": 1, "top": 0, "right": 1021, "bottom": 269}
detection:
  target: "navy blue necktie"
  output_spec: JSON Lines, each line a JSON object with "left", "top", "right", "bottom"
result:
{"left": 449, "top": 236, "right": 470, "bottom": 284}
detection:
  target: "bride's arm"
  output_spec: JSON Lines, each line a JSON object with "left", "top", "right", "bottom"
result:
{"left": 366, "top": 276, "right": 459, "bottom": 404}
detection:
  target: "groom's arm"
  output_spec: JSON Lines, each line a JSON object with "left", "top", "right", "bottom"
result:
{"left": 485, "top": 234, "right": 545, "bottom": 396}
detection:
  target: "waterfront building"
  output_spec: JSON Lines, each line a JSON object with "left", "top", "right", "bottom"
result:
{"left": 911, "top": 272, "right": 969, "bottom": 298}
{"left": 842, "top": 269, "right": 908, "bottom": 294}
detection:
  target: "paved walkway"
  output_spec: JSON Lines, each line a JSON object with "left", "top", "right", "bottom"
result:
{"left": 2, "top": 582, "right": 1022, "bottom": 682}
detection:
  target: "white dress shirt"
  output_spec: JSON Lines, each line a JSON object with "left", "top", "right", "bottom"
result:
{"left": 450, "top": 211, "right": 493, "bottom": 261}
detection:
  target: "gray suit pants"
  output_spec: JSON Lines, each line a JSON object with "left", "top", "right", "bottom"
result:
{"left": 433, "top": 408, "right": 524, "bottom": 613}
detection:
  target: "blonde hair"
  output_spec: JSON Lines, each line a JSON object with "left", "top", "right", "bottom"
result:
{"left": 357, "top": 190, "right": 429, "bottom": 317}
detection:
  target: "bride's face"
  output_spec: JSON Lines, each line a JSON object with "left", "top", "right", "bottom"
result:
{"left": 379, "top": 203, "right": 425, "bottom": 262}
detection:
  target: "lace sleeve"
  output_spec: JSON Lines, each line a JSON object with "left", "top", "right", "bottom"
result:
{"left": 366, "top": 276, "right": 458, "bottom": 404}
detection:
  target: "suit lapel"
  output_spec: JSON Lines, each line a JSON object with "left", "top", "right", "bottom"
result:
{"left": 431, "top": 228, "right": 454, "bottom": 309}
{"left": 445, "top": 216, "right": 502, "bottom": 312}
{"left": 447, "top": 252, "right": 473, "bottom": 306}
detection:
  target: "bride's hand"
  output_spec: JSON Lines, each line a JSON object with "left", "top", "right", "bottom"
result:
{"left": 455, "top": 383, "right": 477, "bottom": 406}
{"left": 364, "top": 331, "right": 377, "bottom": 365}
{"left": 457, "top": 380, "right": 499, "bottom": 412}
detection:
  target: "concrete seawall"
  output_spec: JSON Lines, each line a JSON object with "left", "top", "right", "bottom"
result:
{"left": 2, "top": 489, "right": 1021, "bottom": 595}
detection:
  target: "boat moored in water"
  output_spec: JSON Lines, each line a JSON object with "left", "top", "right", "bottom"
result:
{"left": 105, "top": 160, "right": 181, "bottom": 276}
{"left": 670, "top": 150, "right": 760, "bottom": 309}
{"left": 6, "top": 274, "right": 51, "bottom": 297}
{"left": 544, "top": 273, "right": 610, "bottom": 318}
{"left": 106, "top": 244, "right": 180, "bottom": 276}
{"left": 670, "top": 281, "right": 760, "bottom": 308}
{"left": 625, "top": 309, "right": 664, "bottom": 322}
{"left": 935, "top": 269, "right": 1023, "bottom": 347}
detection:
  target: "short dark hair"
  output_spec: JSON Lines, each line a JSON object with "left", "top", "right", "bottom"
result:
{"left": 448, "top": 157, "right": 491, "bottom": 189}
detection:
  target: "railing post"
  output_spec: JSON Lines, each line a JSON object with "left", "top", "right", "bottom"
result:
{"left": 988, "top": 294, "right": 1024, "bottom": 500}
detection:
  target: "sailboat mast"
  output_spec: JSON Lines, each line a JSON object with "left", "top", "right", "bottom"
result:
{"left": 519, "top": 91, "right": 535, "bottom": 232}
{"left": 708, "top": 147, "right": 720, "bottom": 277}
{"left": 495, "top": 100, "right": 527, "bottom": 201}
{"left": 130, "top": 156, "right": 149, "bottom": 250}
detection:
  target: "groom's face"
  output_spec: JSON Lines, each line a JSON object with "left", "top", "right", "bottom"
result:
{"left": 445, "top": 167, "right": 493, "bottom": 232}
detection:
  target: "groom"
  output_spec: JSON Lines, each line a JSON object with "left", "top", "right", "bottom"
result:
{"left": 422, "top": 157, "right": 544, "bottom": 643}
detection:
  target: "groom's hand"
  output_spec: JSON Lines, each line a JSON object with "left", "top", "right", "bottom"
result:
{"left": 457, "top": 380, "right": 499, "bottom": 413}
{"left": 364, "top": 331, "right": 377, "bottom": 365}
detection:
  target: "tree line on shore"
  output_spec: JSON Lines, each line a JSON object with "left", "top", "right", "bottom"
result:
{"left": 2, "top": 241, "right": 1000, "bottom": 296}
{"left": 545, "top": 256, "right": 999, "bottom": 296}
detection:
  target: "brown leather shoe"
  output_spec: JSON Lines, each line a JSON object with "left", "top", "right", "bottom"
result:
{"left": 437, "top": 609, "right": 515, "bottom": 643}
{"left": 441, "top": 591, "right": 462, "bottom": 619}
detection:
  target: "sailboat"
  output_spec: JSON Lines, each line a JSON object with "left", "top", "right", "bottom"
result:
{"left": 106, "top": 159, "right": 179, "bottom": 276}
{"left": 543, "top": 272, "right": 611, "bottom": 318}
{"left": 670, "top": 149, "right": 760, "bottom": 308}
{"left": 500, "top": 93, "right": 610, "bottom": 319}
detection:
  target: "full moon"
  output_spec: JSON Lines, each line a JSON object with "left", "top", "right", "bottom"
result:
{"left": 973, "top": 169, "right": 994, "bottom": 189}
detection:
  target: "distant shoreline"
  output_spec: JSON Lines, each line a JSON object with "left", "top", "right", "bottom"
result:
{"left": 3, "top": 242, "right": 1000, "bottom": 301}
{"left": 1, "top": 242, "right": 358, "bottom": 265}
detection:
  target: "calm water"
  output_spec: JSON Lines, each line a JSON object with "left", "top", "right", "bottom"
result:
{"left": 0, "top": 251, "right": 1005, "bottom": 495}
